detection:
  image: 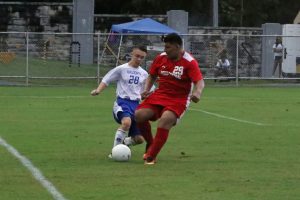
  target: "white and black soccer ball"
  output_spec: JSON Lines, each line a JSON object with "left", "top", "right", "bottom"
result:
{"left": 111, "top": 144, "right": 131, "bottom": 162}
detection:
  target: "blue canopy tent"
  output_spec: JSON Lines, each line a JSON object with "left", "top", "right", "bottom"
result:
{"left": 111, "top": 18, "right": 178, "bottom": 34}
{"left": 100, "top": 18, "right": 179, "bottom": 69}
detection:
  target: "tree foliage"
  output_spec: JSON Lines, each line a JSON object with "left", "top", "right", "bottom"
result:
{"left": 95, "top": 0, "right": 300, "bottom": 27}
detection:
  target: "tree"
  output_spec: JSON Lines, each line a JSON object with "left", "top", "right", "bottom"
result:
{"left": 94, "top": 0, "right": 299, "bottom": 27}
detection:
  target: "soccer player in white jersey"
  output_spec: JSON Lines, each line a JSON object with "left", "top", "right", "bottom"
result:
{"left": 91, "top": 46, "right": 149, "bottom": 157}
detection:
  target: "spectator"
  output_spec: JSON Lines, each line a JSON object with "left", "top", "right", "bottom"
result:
{"left": 272, "top": 36, "right": 283, "bottom": 77}
{"left": 214, "top": 53, "right": 230, "bottom": 82}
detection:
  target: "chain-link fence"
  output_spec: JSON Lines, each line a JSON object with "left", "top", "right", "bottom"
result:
{"left": 0, "top": 32, "right": 300, "bottom": 86}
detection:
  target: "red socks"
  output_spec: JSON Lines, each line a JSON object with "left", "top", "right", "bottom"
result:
{"left": 138, "top": 122, "right": 170, "bottom": 159}
{"left": 138, "top": 121, "right": 153, "bottom": 151}
{"left": 147, "top": 128, "right": 169, "bottom": 159}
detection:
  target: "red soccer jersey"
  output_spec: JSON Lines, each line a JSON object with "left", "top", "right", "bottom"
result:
{"left": 149, "top": 51, "right": 203, "bottom": 99}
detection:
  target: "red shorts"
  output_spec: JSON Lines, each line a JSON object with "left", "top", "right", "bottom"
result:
{"left": 137, "top": 93, "right": 189, "bottom": 121}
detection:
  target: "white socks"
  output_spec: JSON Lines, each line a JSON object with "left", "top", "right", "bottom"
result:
{"left": 113, "top": 129, "right": 136, "bottom": 147}
{"left": 113, "top": 129, "right": 127, "bottom": 147}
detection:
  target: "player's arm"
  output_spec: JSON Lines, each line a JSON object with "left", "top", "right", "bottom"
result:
{"left": 141, "top": 55, "right": 160, "bottom": 99}
{"left": 188, "top": 59, "right": 205, "bottom": 103}
{"left": 90, "top": 66, "right": 120, "bottom": 96}
{"left": 141, "top": 74, "right": 157, "bottom": 99}
{"left": 191, "top": 79, "right": 205, "bottom": 103}
{"left": 91, "top": 82, "right": 108, "bottom": 96}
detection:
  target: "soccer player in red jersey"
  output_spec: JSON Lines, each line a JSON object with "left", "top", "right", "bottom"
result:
{"left": 135, "top": 33, "right": 205, "bottom": 165}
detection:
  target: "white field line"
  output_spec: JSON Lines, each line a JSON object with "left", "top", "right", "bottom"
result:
{"left": 189, "top": 108, "right": 270, "bottom": 126}
{"left": 0, "top": 137, "right": 68, "bottom": 200}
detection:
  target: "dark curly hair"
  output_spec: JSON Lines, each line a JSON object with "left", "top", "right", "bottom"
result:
{"left": 163, "top": 33, "right": 182, "bottom": 47}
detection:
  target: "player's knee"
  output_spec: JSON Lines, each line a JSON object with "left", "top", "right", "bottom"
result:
{"left": 121, "top": 119, "right": 131, "bottom": 130}
{"left": 135, "top": 109, "right": 154, "bottom": 123}
{"left": 158, "top": 116, "right": 177, "bottom": 129}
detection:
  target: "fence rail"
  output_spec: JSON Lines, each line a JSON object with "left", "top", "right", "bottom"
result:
{"left": 0, "top": 32, "right": 300, "bottom": 86}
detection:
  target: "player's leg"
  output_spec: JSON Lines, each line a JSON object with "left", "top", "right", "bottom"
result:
{"left": 107, "top": 112, "right": 130, "bottom": 158}
{"left": 112, "top": 98, "right": 133, "bottom": 148}
{"left": 123, "top": 119, "right": 144, "bottom": 146}
{"left": 135, "top": 106, "right": 159, "bottom": 157}
{"left": 135, "top": 108, "right": 156, "bottom": 123}
{"left": 113, "top": 116, "right": 131, "bottom": 147}
{"left": 138, "top": 121, "right": 153, "bottom": 154}
{"left": 117, "top": 98, "right": 142, "bottom": 146}
{"left": 145, "top": 110, "right": 177, "bottom": 164}
{"left": 123, "top": 135, "right": 144, "bottom": 146}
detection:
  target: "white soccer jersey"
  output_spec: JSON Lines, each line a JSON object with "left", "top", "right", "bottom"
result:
{"left": 101, "top": 63, "right": 149, "bottom": 101}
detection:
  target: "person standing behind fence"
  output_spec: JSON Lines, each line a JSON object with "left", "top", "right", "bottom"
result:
{"left": 272, "top": 36, "right": 283, "bottom": 77}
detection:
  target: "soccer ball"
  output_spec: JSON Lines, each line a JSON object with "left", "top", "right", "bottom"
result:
{"left": 111, "top": 144, "right": 131, "bottom": 162}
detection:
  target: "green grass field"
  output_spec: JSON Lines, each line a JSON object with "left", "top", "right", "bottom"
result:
{"left": 1, "top": 86, "right": 300, "bottom": 200}
{"left": 0, "top": 56, "right": 113, "bottom": 86}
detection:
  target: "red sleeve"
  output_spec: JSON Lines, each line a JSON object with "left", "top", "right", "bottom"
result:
{"left": 188, "top": 60, "right": 203, "bottom": 83}
{"left": 149, "top": 55, "right": 161, "bottom": 76}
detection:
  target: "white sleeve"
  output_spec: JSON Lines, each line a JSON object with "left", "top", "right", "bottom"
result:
{"left": 225, "top": 59, "right": 230, "bottom": 67}
{"left": 101, "top": 66, "right": 121, "bottom": 86}
{"left": 216, "top": 60, "right": 221, "bottom": 67}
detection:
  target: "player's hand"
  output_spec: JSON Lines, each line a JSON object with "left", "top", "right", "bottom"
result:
{"left": 190, "top": 92, "right": 201, "bottom": 103}
{"left": 90, "top": 89, "right": 100, "bottom": 96}
{"left": 141, "top": 91, "right": 152, "bottom": 100}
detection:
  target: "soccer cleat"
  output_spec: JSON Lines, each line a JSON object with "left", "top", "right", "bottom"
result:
{"left": 123, "top": 137, "right": 136, "bottom": 146}
{"left": 144, "top": 156, "right": 156, "bottom": 165}
{"left": 108, "top": 153, "right": 112, "bottom": 159}
{"left": 143, "top": 153, "right": 147, "bottom": 160}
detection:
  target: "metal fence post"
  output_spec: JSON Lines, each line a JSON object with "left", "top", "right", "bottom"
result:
{"left": 115, "top": 34, "right": 123, "bottom": 67}
{"left": 235, "top": 34, "right": 239, "bottom": 86}
{"left": 26, "top": 32, "right": 29, "bottom": 86}
{"left": 97, "top": 33, "right": 100, "bottom": 84}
